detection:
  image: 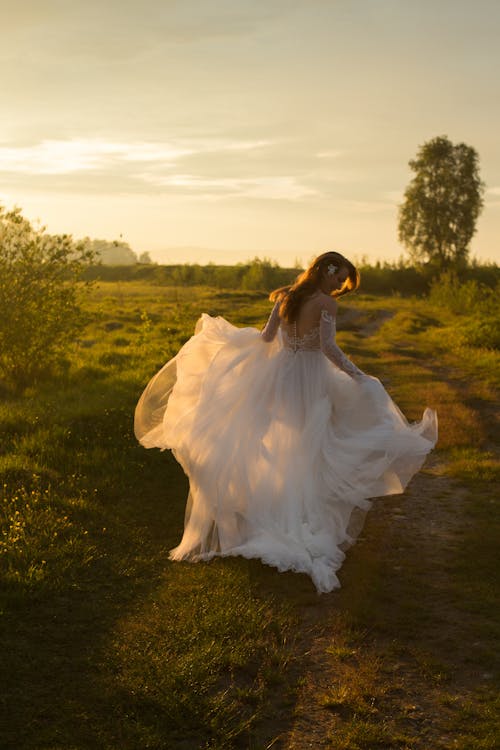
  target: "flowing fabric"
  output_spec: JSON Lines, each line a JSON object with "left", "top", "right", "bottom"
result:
{"left": 135, "top": 311, "right": 437, "bottom": 593}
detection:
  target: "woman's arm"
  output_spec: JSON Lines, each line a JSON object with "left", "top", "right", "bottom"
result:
{"left": 261, "top": 300, "right": 281, "bottom": 342}
{"left": 319, "top": 309, "right": 364, "bottom": 377}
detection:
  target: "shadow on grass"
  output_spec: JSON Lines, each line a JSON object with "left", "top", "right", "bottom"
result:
{"left": 0, "top": 369, "right": 302, "bottom": 750}
{"left": 0, "top": 371, "right": 182, "bottom": 745}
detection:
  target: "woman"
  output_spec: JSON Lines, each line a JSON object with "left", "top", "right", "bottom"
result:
{"left": 134, "top": 252, "right": 437, "bottom": 593}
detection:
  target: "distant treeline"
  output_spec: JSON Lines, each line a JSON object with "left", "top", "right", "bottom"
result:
{"left": 81, "top": 257, "right": 500, "bottom": 296}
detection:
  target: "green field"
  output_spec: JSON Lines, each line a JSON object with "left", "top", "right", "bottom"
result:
{"left": 1, "top": 282, "right": 499, "bottom": 749}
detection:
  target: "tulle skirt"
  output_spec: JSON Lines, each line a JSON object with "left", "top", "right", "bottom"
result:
{"left": 135, "top": 314, "right": 437, "bottom": 593}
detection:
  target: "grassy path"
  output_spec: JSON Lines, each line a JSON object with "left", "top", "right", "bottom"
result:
{"left": 1, "top": 285, "right": 498, "bottom": 749}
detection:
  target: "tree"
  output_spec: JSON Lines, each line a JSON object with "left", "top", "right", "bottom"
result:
{"left": 398, "top": 135, "right": 485, "bottom": 268}
{"left": 138, "top": 251, "right": 153, "bottom": 264}
{"left": 0, "top": 205, "right": 95, "bottom": 388}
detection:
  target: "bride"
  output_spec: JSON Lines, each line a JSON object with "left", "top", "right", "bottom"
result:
{"left": 134, "top": 251, "right": 437, "bottom": 593}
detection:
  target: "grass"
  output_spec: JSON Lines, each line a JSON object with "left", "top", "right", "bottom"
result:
{"left": 1, "top": 284, "right": 292, "bottom": 749}
{"left": 1, "top": 281, "right": 499, "bottom": 749}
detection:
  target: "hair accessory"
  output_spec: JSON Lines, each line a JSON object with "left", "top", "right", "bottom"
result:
{"left": 327, "top": 264, "right": 338, "bottom": 276}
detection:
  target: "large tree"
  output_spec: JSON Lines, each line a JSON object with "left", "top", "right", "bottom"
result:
{"left": 398, "top": 135, "right": 485, "bottom": 268}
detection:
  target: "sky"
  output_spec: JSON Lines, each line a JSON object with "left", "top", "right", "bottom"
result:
{"left": 1, "top": 0, "right": 499, "bottom": 266}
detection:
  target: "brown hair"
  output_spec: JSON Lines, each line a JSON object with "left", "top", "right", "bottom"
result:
{"left": 270, "top": 251, "right": 360, "bottom": 323}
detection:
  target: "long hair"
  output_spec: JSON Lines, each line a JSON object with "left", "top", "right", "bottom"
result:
{"left": 270, "top": 251, "right": 360, "bottom": 323}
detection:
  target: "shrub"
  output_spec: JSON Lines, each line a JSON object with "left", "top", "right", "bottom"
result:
{"left": 428, "top": 270, "right": 498, "bottom": 316}
{"left": 460, "top": 318, "right": 500, "bottom": 350}
{"left": 428, "top": 270, "right": 500, "bottom": 350}
{"left": 0, "top": 205, "right": 94, "bottom": 388}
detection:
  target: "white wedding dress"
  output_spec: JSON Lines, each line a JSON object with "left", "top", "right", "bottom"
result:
{"left": 134, "top": 300, "right": 437, "bottom": 593}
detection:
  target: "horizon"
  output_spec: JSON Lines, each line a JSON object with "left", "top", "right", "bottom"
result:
{"left": 93, "top": 245, "right": 500, "bottom": 269}
{"left": 139, "top": 247, "right": 500, "bottom": 268}
{"left": 2, "top": 0, "right": 500, "bottom": 266}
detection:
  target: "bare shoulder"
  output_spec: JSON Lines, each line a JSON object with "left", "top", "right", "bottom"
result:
{"left": 314, "top": 293, "right": 338, "bottom": 317}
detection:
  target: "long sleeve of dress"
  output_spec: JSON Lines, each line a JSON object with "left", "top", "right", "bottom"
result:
{"left": 319, "top": 309, "right": 364, "bottom": 377}
{"left": 261, "top": 300, "right": 281, "bottom": 342}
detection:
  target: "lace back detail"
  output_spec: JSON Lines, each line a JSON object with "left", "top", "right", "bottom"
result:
{"left": 280, "top": 309, "right": 361, "bottom": 378}
{"left": 281, "top": 321, "right": 321, "bottom": 352}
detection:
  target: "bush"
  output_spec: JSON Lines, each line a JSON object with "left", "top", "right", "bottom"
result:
{"left": 460, "top": 318, "right": 500, "bottom": 350}
{"left": 357, "top": 259, "right": 430, "bottom": 296}
{"left": 428, "top": 270, "right": 498, "bottom": 315}
{"left": 0, "top": 205, "right": 94, "bottom": 388}
{"left": 428, "top": 270, "right": 500, "bottom": 349}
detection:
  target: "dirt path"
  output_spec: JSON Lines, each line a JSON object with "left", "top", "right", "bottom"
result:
{"left": 279, "top": 465, "right": 467, "bottom": 749}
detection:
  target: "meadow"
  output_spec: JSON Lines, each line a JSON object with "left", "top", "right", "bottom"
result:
{"left": 0, "top": 276, "right": 499, "bottom": 749}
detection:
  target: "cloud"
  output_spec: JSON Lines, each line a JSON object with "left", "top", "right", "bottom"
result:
{"left": 0, "top": 140, "right": 188, "bottom": 175}
{"left": 0, "top": 137, "right": 272, "bottom": 176}
{"left": 338, "top": 198, "right": 397, "bottom": 214}
{"left": 0, "top": 136, "right": 404, "bottom": 205}
{"left": 0, "top": 137, "right": 316, "bottom": 201}
{"left": 138, "top": 173, "right": 317, "bottom": 200}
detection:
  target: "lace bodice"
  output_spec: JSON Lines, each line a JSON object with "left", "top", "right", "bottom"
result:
{"left": 281, "top": 323, "right": 321, "bottom": 351}
{"left": 261, "top": 302, "right": 363, "bottom": 378}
